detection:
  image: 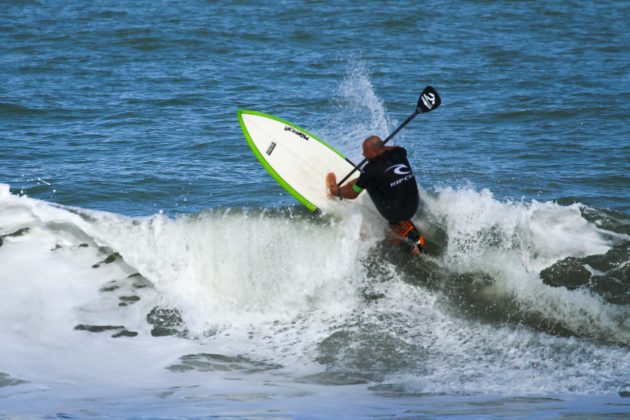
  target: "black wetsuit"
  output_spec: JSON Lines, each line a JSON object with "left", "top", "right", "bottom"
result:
{"left": 353, "top": 147, "right": 419, "bottom": 224}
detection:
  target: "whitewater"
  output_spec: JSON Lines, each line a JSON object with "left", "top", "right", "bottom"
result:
{"left": 1, "top": 178, "right": 629, "bottom": 416}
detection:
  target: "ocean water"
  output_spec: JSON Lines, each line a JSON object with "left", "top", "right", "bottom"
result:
{"left": 1, "top": 0, "right": 629, "bottom": 418}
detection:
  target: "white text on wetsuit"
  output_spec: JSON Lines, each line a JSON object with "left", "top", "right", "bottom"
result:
{"left": 390, "top": 173, "right": 414, "bottom": 187}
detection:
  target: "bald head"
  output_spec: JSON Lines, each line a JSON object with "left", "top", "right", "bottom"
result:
{"left": 362, "top": 135, "right": 384, "bottom": 161}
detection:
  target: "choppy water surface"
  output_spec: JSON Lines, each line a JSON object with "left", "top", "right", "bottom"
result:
{"left": 1, "top": 0, "right": 629, "bottom": 418}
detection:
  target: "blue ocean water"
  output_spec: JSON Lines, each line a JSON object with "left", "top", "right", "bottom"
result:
{"left": 3, "top": 0, "right": 628, "bottom": 216}
{"left": 1, "top": 1, "right": 629, "bottom": 418}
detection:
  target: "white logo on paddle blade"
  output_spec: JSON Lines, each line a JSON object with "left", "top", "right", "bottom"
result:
{"left": 385, "top": 164, "right": 411, "bottom": 175}
{"left": 421, "top": 92, "right": 436, "bottom": 110}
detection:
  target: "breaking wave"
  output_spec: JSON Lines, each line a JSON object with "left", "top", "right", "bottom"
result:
{"left": 1, "top": 182, "right": 628, "bottom": 396}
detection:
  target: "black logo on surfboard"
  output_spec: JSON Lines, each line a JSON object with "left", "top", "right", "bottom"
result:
{"left": 284, "top": 126, "right": 309, "bottom": 141}
{"left": 266, "top": 141, "right": 276, "bottom": 156}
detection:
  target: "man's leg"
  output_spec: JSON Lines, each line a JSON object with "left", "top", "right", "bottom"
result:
{"left": 389, "top": 220, "right": 425, "bottom": 256}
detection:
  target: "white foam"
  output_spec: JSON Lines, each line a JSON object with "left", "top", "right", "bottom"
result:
{"left": 428, "top": 187, "right": 610, "bottom": 268}
{"left": 0, "top": 183, "right": 10, "bottom": 198}
{"left": 0, "top": 178, "right": 628, "bottom": 403}
{"left": 0, "top": 205, "right": 187, "bottom": 392}
{"left": 424, "top": 186, "right": 629, "bottom": 344}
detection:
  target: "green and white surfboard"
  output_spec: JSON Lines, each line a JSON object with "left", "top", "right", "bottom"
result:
{"left": 237, "top": 110, "right": 358, "bottom": 214}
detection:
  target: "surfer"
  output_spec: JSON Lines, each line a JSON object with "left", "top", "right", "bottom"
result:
{"left": 326, "top": 135, "right": 424, "bottom": 255}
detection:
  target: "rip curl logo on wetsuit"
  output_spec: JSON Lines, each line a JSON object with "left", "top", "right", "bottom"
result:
{"left": 385, "top": 164, "right": 412, "bottom": 176}
{"left": 385, "top": 164, "right": 414, "bottom": 187}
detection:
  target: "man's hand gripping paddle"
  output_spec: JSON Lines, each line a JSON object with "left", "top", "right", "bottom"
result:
{"left": 335, "top": 86, "right": 441, "bottom": 188}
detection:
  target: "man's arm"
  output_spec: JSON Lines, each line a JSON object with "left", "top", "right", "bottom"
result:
{"left": 326, "top": 172, "right": 361, "bottom": 200}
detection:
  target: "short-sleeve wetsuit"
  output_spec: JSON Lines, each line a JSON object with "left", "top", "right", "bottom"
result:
{"left": 352, "top": 147, "right": 419, "bottom": 224}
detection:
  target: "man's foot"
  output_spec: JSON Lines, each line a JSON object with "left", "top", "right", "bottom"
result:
{"left": 409, "top": 245, "right": 421, "bottom": 257}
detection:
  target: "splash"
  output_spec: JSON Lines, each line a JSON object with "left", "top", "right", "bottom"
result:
{"left": 321, "top": 62, "right": 391, "bottom": 161}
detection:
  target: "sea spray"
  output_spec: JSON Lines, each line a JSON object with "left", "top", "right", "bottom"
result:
{"left": 320, "top": 62, "right": 391, "bottom": 161}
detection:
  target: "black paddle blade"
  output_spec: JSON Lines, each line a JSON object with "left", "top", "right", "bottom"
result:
{"left": 416, "top": 86, "right": 441, "bottom": 113}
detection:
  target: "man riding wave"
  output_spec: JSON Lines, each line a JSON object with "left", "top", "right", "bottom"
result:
{"left": 326, "top": 135, "right": 424, "bottom": 255}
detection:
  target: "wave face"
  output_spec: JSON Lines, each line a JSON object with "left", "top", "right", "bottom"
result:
{"left": 1, "top": 183, "right": 628, "bottom": 409}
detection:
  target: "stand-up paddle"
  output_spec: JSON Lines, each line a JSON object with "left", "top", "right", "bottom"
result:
{"left": 336, "top": 86, "right": 441, "bottom": 188}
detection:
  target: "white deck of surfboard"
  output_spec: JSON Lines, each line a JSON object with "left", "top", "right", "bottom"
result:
{"left": 240, "top": 111, "right": 367, "bottom": 214}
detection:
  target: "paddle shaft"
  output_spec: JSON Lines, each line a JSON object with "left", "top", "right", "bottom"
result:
{"left": 336, "top": 110, "right": 419, "bottom": 187}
